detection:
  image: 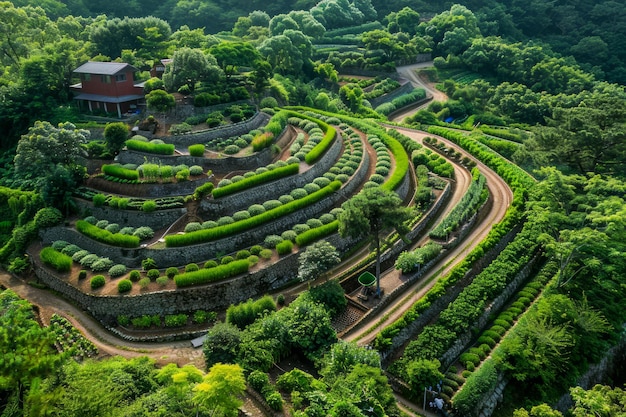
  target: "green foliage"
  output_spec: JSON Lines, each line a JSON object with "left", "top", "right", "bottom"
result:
{"left": 188, "top": 144, "right": 205, "bottom": 156}
{"left": 304, "top": 279, "right": 347, "bottom": 318}
{"left": 34, "top": 207, "right": 63, "bottom": 229}
{"left": 146, "top": 89, "right": 175, "bottom": 112}
{"left": 102, "top": 164, "right": 139, "bottom": 181}
{"left": 298, "top": 240, "right": 341, "bottom": 282}
{"left": 226, "top": 295, "right": 277, "bottom": 329}
{"left": 103, "top": 122, "right": 129, "bottom": 153}
{"left": 40, "top": 247, "right": 72, "bottom": 273}
{"left": 117, "top": 279, "right": 132, "bottom": 293}
{"left": 453, "top": 359, "right": 498, "bottom": 415}
{"left": 295, "top": 220, "right": 339, "bottom": 246}
{"left": 167, "top": 181, "right": 341, "bottom": 247}
{"left": 164, "top": 314, "right": 188, "bottom": 327}
{"left": 125, "top": 139, "right": 175, "bottom": 155}
{"left": 141, "top": 200, "right": 156, "bottom": 213}
{"left": 175, "top": 260, "right": 250, "bottom": 287}
{"left": 276, "top": 239, "right": 293, "bottom": 255}
{"left": 90, "top": 275, "right": 106, "bottom": 290}
{"left": 212, "top": 163, "right": 299, "bottom": 198}
{"left": 395, "top": 242, "right": 442, "bottom": 274}
{"left": 76, "top": 220, "right": 140, "bottom": 248}
{"left": 429, "top": 170, "right": 486, "bottom": 239}
{"left": 147, "top": 269, "right": 160, "bottom": 280}
{"left": 108, "top": 264, "right": 127, "bottom": 278}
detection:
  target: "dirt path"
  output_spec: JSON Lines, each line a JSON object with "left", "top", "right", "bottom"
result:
{"left": 0, "top": 272, "right": 205, "bottom": 368}
{"left": 343, "top": 127, "right": 513, "bottom": 345}
{"left": 393, "top": 62, "right": 448, "bottom": 123}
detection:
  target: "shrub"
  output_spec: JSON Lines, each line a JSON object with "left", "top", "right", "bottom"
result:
{"left": 189, "top": 144, "right": 205, "bottom": 157}
{"left": 40, "top": 247, "right": 72, "bottom": 273}
{"left": 193, "top": 310, "right": 211, "bottom": 324}
{"left": 118, "top": 279, "right": 132, "bottom": 293}
{"left": 79, "top": 254, "right": 99, "bottom": 268}
{"left": 138, "top": 277, "right": 151, "bottom": 289}
{"left": 166, "top": 267, "right": 179, "bottom": 278}
{"left": 217, "top": 216, "right": 234, "bottom": 226}
{"left": 233, "top": 211, "right": 251, "bottom": 221}
{"left": 34, "top": 208, "right": 63, "bottom": 229}
{"left": 165, "top": 314, "right": 188, "bottom": 327}
{"left": 260, "top": 97, "right": 278, "bottom": 108}
{"left": 251, "top": 132, "right": 274, "bottom": 152}
{"left": 72, "top": 250, "right": 90, "bottom": 262}
{"left": 76, "top": 220, "right": 140, "bottom": 248}
{"left": 248, "top": 204, "right": 266, "bottom": 216}
{"left": 224, "top": 144, "right": 240, "bottom": 154}
{"left": 306, "top": 218, "right": 323, "bottom": 229}
{"left": 185, "top": 222, "right": 203, "bottom": 233}
{"left": 147, "top": 269, "right": 161, "bottom": 280}
{"left": 91, "top": 258, "right": 114, "bottom": 272}
{"left": 194, "top": 182, "right": 214, "bottom": 199}
{"left": 95, "top": 219, "right": 110, "bottom": 229}
{"left": 102, "top": 164, "right": 140, "bottom": 181}
{"left": 93, "top": 194, "right": 107, "bottom": 207}
{"left": 52, "top": 240, "right": 70, "bottom": 251}
{"left": 129, "top": 270, "right": 141, "bottom": 282}
{"left": 142, "top": 200, "right": 157, "bottom": 213}
{"left": 236, "top": 250, "right": 251, "bottom": 260}
{"left": 133, "top": 226, "right": 154, "bottom": 240}
{"left": 174, "top": 260, "right": 250, "bottom": 287}
{"left": 250, "top": 245, "right": 263, "bottom": 256}
{"left": 108, "top": 264, "right": 127, "bottom": 278}
{"left": 204, "top": 260, "right": 218, "bottom": 269}
{"left": 266, "top": 392, "right": 283, "bottom": 411}
{"left": 90, "top": 275, "right": 106, "bottom": 289}
{"left": 185, "top": 263, "right": 199, "bottom": 272}
{"left": 176, "top": 169, "right": 190, "bottom": 181}
{"left": 281, "top": 230, "right": 298, "bottom": 242}
{"left": 105, "top": 223, "right": 120, "bottom": 234}
{"left": 78, "top": 270, "right": 87, "bottom": 280}
{"left": 212, "top": 164, "right": 298, "bottom": 199}
{"left": 259, "top": 249, "right": 273, "bottom": 260}
{"left": 276, "top": 240, "right": 293, "bottom": 255}
{"left": 264, "top": 235, "right": 283, "bottom": 248}
{"left": 126, "top": 139, "right": 175, "bottom": 155}
{"left": 60, "top": 244, "right": 81, "bottom": 256}
{"left": 290, "top": 188, "right": 308, "bottom": 199}
{"left": 220, "top": 256, "right": 234, "bottom": 265}
{"left": 189, "top": 165, "right": 203, "bottom": 176}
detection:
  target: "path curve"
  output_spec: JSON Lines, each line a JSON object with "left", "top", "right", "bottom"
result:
{"left": 392, "top": 62, "right": 448, "bottom": 123}
{"left": 344, "top": 127, "right": 513, "bottom": 345}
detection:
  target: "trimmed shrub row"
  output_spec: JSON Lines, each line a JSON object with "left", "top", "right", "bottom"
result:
{"left": 166, "top": 181, "right": 342, "bottom": 247}
{"left": 295, "top": 220, "right": 339, "bottom": 247}
{"left": 212, "top": 163, "right": 299, "bottom": 198}
{"left": 40, "top": 247, "right": 72, "bottom": 273}
{"left": 174, "top": 259, "right": 250, "bottom": 287}
{"left": 76, "top": 220, "right": 140, "bottom": 248}
{"left": 101, "top": 164, "right": 139, "bottom": 181}
{"left": 429, "top": 168, "right": 486, "bottom": 240}
{"left": 125, "top": 138, "right": 175, "bottom": 155}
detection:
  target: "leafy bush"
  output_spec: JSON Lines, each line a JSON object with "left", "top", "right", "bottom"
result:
{"left": 78, "top": 270, "right": 87, "bottom": 280}
{"left": 138, "top": 277, "right": 151, "bottom": 289}
{"left": 146, "top": 269, "right": 160, "bottom": 280}
{"left": 92, "top": 194, "right": 107, "bottom": 207}
{"left": 164, "top": 314, "right": 188, "bottom": 327}
{"left": 126, "top": 139, "right": 175, "bottom": 155}
{"left": 91, "top": 258, "right": 114, "bottom": 272}
{"left": 295, "top": 220, "right": 339, "bottom": 247}
{"left": 236, "top": 250, "right": 251, "bottom": 260}
{"left": 251, "top": 132, "right": 274, "bottom": 152}
{"left": 259, "top": 249, "right": 273, "bottom": 260}
{"left": 227, "top": 295, "right": 276, "bottom": 329}
{"left": 79, "top": 254, "right": 99, "bottom": 268}
{"left": 185, "top": 263, "right": 199, "bottom": 272}
{"left": 276, "top": 240, "right": 293, "bottom": 255}
{"left": 118, "top": 279, "right": 132, "bottom": 293}
{"left": 142, "top": 200, "right": 157, "bottom": 213}
{"left": 34, "top": 208, "right": 63, "bottom": 229}
{"left": 40, "top": 247, "right": 72, "bottom": 273}
{"left": 264, "top": 235, "right": 283, "bottom": 248}
{"left": 204, "top": 260, "right": 218, "bottom": 269}
{"left": 76, "top": 220, "right": 140, "bottom": 248}
{"left": 189, "top": 144, "right": 205, "bottom": 156}
{"left": 90, "top": 275, "right": 106, "bottom": 290}
{"left": 109, "top": 264, "right": 127, "bottom": 278}
{"left": 453, "top": 360, "right": 498, "bottom": 415}
{"left": 212, "top": 164, "right": 299, "bottom": 198}
{"left": 72, "top": 250, "right": 90, "bottom": 262}
{"left": 129, "top": 270, "right": 141, "bottom": 281}
{"left": 166, "top": 267, "right": 179, "bottom": 278}
{"left": 220, "top": 256, "right": 234, "bottom": 265}
{"left": 102, "top": 164, "right": 139, "bottom": 181}
{"left": 175, "top": 260, "right": 250, "bottom": 287}
{"left": 133, "top": 226, "right": 154, "bottom": 240}
{"left": 156, "top": 276, "right": 169, "bottom": 286}
{"left": 194, "top": 182, "right": 214, "bottom": 199}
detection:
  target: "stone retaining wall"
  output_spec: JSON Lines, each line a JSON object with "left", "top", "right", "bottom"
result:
{"left": 199, "top": 131, "right": 343, "bottom": 218}
{"left": 115, "top": 122, "right": 290, "bottom": 175}
{"left": 73, "top": 200, "right": 186, "bottom": 230}
{"left": 88, "top": 175, "right": 212, "bottom": 198}
{"left": 440, "top": 253, "right": 542, "bottom": 368}
{"left": 32, "top": 249, "right": 301, "bottom": 325}
{"left": 380, "top": 223, "right": 523, "bottom": 366}
{"left": 40, "top": 145, "right": 373, "bottom": 268}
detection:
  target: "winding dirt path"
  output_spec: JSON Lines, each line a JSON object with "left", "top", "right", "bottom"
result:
{"left": 343, "top": 127, "right": 513, "bottom": 345}
{"left": 392, "top": 62, "right": 448, "bottom": 123}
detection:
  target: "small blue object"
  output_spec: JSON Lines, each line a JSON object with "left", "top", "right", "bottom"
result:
{"left": 444, "top": 117, "right": 454, "bottom": 123}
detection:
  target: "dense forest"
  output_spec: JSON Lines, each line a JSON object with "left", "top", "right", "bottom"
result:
{"left": 1, "top": 0, "right": 625, "bottom": 416}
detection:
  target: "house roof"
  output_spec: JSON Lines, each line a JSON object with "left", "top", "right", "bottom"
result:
{"left": 72, "top": 93, "right": 145, "bottom": 103}
{"left": 73, "top": 62, "right": 138, "bottom": 75}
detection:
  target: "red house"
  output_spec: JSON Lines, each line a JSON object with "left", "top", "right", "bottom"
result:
{"left": 71, "top": 62, "right": 145, "bottom": 118}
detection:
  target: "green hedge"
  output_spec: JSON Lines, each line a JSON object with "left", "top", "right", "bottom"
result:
{"left": 76, "top": 220, "right": 140, "bottom": 248}
{"left": 175, "top": 259, "right": 250, "bottom": 287}
{"left": 125, "top": 139, "right": 175, "bottom": 155}
{"left": 212, "top": 164, "right": 299, "bottom": 198}
{"left": 295, "top": 220, "right": 339, "bottom": 247}
{"left": 452, "top": 359, "right": 498, "bottom": 415}
{"left": 40, "top": 247, "right": 72, "bottom": 273}
{"left": 166, "top": 181, "right": 341, "bottom": 247}
{"left": 101, "top": 164, "right": 139, "bottom": 181}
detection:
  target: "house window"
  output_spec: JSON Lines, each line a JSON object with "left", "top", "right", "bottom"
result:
{"left": 115, "top": 73, "right": 127, "bottom": 82}
{"left": 100, "top": 75, "right": 111, "bottom": 83}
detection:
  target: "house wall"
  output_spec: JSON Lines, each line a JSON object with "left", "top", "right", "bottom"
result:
{"left": 80, "top": 69, "right": 142, "bottom": 97}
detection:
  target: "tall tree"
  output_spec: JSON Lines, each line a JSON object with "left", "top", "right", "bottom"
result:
{"left": 338, "top": 186, "right": 413, "bottom": 296}
{"left": 193, "top": 363, "right": 246, "bottom": 417}
{"left": 162, "top": 47, "right": 223, "bottom": 93}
